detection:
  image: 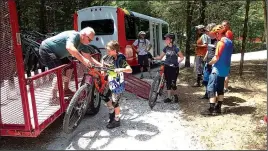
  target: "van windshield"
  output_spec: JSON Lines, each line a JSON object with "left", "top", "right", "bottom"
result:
{"left": 81, "top": 19, "right": 114, "bottom": 35}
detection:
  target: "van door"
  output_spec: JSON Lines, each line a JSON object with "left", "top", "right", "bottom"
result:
{"left": 152, "top": 23, "right": 160, "bottom": 56}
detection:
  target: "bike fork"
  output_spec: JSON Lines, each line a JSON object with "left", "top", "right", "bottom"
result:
{"left": 156, "top": 74, "right": 164, "bottom": 93}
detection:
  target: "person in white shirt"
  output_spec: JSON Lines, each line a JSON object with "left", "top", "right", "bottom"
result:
{"left": 132, "top": 31, "right": 152, "bottom": 79}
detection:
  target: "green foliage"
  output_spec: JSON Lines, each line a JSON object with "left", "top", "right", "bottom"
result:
{"left": 16, "top": 0, "right": 265, "bottom": 52}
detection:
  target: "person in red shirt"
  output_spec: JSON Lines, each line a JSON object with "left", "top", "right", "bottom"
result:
{"left": 222, "top": 20, "right": 233, "bottom": 92}
{"left": 222, "top": 20, "right": 233, "bottom": 40}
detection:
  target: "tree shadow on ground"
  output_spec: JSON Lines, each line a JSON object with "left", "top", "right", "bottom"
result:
{"left": 66, "top": 119, "right": 159, "bottom": 150}
{"left": 223, "top": 96, "right": 247, "bottom": 106}
{"left": 176, "top": 66, "right": 259, "bottom": 121}
{"left": 222, "top": 106, "right": 256, "bottom": 115}
{"left": 0, "top": 115, "right": 65, "bottom": 150}
{"left": 228, "top": 86, "right": 253, "bottom": 93}
{"left": 58, "top": 95, "right": 161, "bottom": 150}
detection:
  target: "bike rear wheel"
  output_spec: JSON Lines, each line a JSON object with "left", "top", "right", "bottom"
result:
{"left": 149, "top": 74, "right": 161, "bottom": 109}
{"left": 63, "top": 83, "right": 93, "bottom": 134}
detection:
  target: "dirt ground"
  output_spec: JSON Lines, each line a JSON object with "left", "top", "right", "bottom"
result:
{"left": 177, "top": 60, "right": 267, "bottom": 150}
{"left": 0, "top": 60, "right": 266, "bottom": 150}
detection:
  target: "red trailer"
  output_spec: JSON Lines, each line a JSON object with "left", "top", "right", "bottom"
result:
{"left": 0, "top": 0, "right": 150, "bottom": 137}
{"left": 0, "top": 0, "right": 101, "bottom": 137}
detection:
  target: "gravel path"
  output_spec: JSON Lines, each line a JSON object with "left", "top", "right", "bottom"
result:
{"left": 1, "top": 50, "right": 266, "bottom": 150}
{"left": 0, "top": 67, "right": 205, "bottom": 150}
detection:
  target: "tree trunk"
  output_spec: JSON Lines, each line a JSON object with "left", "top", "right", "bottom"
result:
{"left": 185, "top": 1, "right": 194, "bottom": 67}
{"left": 39, "top": 0, "right": 46, "bottom": 34}
{"left": 16, "top": 0, "right": 23, "bottom": 30}
{"left": 263, "top": 0, "right": 268, "bottom": 49}
{"left": 199, "top": 0, "right": 206, "bottom": 25}
{"left": 179, "top": 27, "right": 183, "bottom": 48}
{"left": 239, "top": 0, "right": 250, "bottom": 77}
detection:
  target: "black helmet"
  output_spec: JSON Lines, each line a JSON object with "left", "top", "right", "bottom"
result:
{"left": 164, "top": 33, "right": 175, "bottom": 41}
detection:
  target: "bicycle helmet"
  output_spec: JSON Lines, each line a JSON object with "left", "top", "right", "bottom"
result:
{"left": 108, "top": 71, "right": 125, "bottom": 94}
{"left": 195, "top": 25, "right": 206, "bottom": 30}
{"left": 195, "top": 24, "right": 207, "bottom": 33}
{"left": 211, "top": 25, "right": 226, "bottom": 34}
{"left": 138, "top": 31, "right": 146, "bottom": 36}
{"left": 205, "top": 23, "right": 216, "bottom": 32}
{"left": 164, "top": 33, "right": 175, "bottom": 42}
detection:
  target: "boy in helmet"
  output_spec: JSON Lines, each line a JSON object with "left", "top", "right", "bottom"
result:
{"left": 154, "top": 33, "right": 184, "bottom": 103}
{"left": 201, "top": 25, "right": 233, "bottom": 116}
{"left": 132, "top": 31, "right": 152, "bottom": 79}
{"left": 102, "top": 40, "right": 133, "bottom": 129}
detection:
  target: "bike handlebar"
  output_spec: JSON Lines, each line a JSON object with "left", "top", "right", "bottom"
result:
{"left": 89, "top": 65, "right": 114, "bottom": 72}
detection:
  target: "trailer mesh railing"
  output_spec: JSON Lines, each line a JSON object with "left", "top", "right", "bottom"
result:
{"left": 0, "top": 0, "right": 25, "bottom": 126}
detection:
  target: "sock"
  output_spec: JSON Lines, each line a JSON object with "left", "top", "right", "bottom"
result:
{"left": 197, "top": 74, "right": 202, "bottom": 85}
{"left": 216, "top": 101, "right": 222, "bottom": 108}
{"left": 167, "top": 90, "right": 171, "bottom": 99}
{"left": 209, "top": 103, "right": 215, "bottom": 109}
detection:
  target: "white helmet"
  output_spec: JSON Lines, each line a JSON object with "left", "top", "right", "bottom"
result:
{"left": 138, "top": 31, "right": 146, "bottom": 36}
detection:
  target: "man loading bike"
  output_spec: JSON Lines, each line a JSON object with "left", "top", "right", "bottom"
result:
{"left": 39, "top": 27, "right": 101, "bottom": 102}
{"left": 153, "top": 33, "right": 184, "bottom": 103}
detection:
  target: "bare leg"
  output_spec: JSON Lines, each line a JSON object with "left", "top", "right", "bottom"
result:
{"left": 224, "top": 76, "right": 229, "bottom": 91}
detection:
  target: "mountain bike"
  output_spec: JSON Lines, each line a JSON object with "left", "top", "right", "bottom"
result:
{"left": 148, "top": 61, "right": 166, "bottom": 109}
{"left": 62, "top": 65, "right": 119, "bottom": 134}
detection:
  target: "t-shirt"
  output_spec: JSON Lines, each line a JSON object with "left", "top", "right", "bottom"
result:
{"left": 163, "top": 45, "right": 180, "bottom": 67}
{"left": 102, "top": 53, "right": 129, "bottom": 95}
{"left": 133, "top": 39, "right": 151, "bottom": 56}
{"left": 212, "top": 37, "right": 233, "bottom": 77}
{"left": 206, "top": 38, "right": 218, "bottom": 63}
{"left": 102, "top": 53, "right": 129, "bottom": 70}
{"left": 225, "top": 30, "right": 233, "bottom": 41}
{"left": 42, "top": 30, "right": 91, "bottom": 59}
{"left": 195, "top": 34, "right": 209, "bottom": 56}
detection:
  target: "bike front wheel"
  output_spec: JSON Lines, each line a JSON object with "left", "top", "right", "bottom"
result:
{"left": 149, "top": 74, "right": 161, "bottom": 109}
{"left": 63, "top": 83, "right": 93, "bottom": 134}
{"left": 86, "top": 85, "right": 101, "bottom": 115}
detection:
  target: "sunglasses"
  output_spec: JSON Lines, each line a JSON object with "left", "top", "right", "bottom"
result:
{"left": 86, "top": 36, "right": 93, "bottom": 42}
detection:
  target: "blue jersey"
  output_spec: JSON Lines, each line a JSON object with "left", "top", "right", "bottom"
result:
{"left": 212, "top": 37, "right": 233, "bottom": 77}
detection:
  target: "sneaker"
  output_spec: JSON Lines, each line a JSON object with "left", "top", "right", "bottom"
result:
{"left": 164, "top": 98, "right": 172, "bottom": 103}
{"left": 214, "top": 105, "right": 222, "bottom": 114}
{"left": 174, "top": 95, "right": 179, "bottom": 103}
{"left": 64, "top": 88, "right": 75, "bottom": 97}
{"left": 109, "top": 112, "right": 115, "bottom": 123}
{"left": 140, "top": 74, "right": 144, "bottom": 79}
{"left": 106, "top": 119, "right": 120, "bottom": 129}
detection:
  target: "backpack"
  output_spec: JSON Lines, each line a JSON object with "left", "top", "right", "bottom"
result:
{"left": 137, "top": 39, "right": 147, "bottom": 48}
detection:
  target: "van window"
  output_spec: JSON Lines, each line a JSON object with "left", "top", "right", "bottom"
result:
{"left": 136, "top": 18, "right": 150, "bottom": 40}
{"left": 81, "top": 19, "right": 114, "bottom": 35}
{"left": 125, "top": 15, "right": 136, "bottom": 40}
{"left": 162, "top": 24, "right": 169, "bottom": 40}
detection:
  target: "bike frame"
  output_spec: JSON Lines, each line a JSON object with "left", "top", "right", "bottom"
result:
{"left": 82, "top": 67, "right": 109, "bottom": 94}
{"left": 157, "top": 65, "right": 165, "bottom": 94}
